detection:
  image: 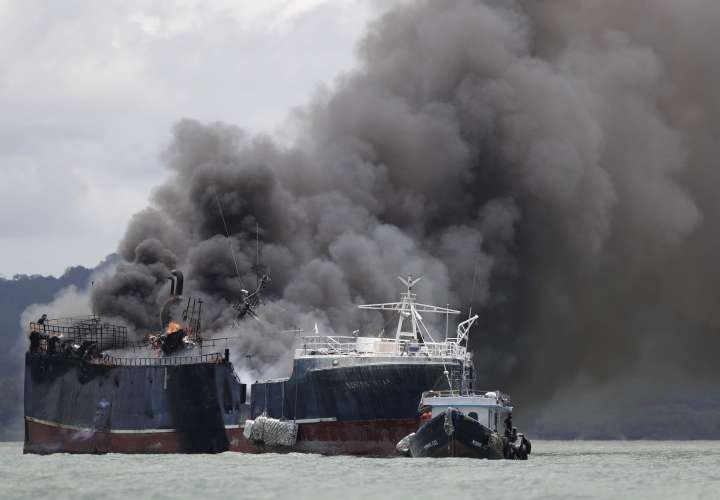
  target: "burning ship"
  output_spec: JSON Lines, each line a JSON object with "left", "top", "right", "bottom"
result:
{"left": 24, "top": 265, "right": 478, "bottom": 457}
{"left": 23, "top": 270, "right": 249, "bottom": 454}
{"left": 239, "top": 276, "right": 478, "bottom": 456}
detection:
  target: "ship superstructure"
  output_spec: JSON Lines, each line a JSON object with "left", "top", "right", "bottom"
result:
{"left": 240, "top": 276, "right": 478, "bottom": 456}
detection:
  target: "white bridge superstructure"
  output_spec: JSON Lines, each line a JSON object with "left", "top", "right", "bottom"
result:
{"left": 296, "top": 276, "right": 478, "bottom": 360}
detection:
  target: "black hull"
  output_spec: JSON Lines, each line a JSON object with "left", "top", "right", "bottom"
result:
{"left": 409, "top": 409, "right": 505, "bottom": 459}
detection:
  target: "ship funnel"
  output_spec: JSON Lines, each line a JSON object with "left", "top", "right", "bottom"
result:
{"left": 161, "top": 270, "right": 184, "bottom": 329}
{"left": 171, "top": 269, "right": 184, "bottom": 296}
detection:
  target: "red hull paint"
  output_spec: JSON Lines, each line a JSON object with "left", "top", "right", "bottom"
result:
{"left": 24, "top": 418, "right": 244, "bottom": 455}
{"left": 236, "top": 419, "right": 418, "bottom": 456}
{"left": 25, "top": 417, "right": 417, "bottom": 456}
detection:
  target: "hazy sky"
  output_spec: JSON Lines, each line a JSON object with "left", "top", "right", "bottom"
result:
{"left": 0, "top": 0, "right": 380, "bottom": 277}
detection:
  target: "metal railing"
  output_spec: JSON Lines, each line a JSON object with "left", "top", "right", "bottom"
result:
{"left": 94, "top": 352, "right": 224, "bottom": 367}
{"left": 195, "top": 337, "right": 234, "bottom": 349}
{"left": 422, "top": 389, "right": 512, "bottom": 405}
{"left": 122, "top": 336, "right": 234, "bottom": 351}
{"left": 29, "top": 315, "right": 128, "bottom": 351}
{"left": 296, "top": 336, "right": 466, "bottom": 359}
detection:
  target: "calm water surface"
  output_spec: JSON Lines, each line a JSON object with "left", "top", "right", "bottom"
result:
{"left": 1, "top": 441, "right": 719, "bottom": 499}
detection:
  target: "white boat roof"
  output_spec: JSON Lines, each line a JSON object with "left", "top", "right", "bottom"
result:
{"left": 421, "top": 390, "right": 513, "bottom": 409}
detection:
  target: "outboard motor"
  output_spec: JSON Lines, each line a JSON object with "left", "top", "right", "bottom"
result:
{"left": 505, "top": 430, "right": 532, "bottom": 460}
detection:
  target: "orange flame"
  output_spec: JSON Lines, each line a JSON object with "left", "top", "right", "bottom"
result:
{"left": 166, "top": 321, "right": 182, "bottom": 335}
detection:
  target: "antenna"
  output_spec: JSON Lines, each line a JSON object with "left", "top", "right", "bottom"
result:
{"left": 445, "top": 303, "right": 449, "bottom": 340}
{"left": 214, "top": 190, "right": 244, "bottom": 288}
{"left": 195, "top": 299, "right": 203, "bottom": 341}
{"left": 466, "top": 258, "right": 481, "bottom": 327}
{"left": 182, "top": 297, "right": 191, "bottom": 321}
{"left": 360, "top": 276, "right": 459, "bottom": 343}
{"left": 398, "top": 275, "right": 422, "bottom": 292}
{"left": 254, "top": 222, "right": 265, "bottom": 288}
{"left": 469, "top": 259, "right": 480, "bottom": 318}
{"left": 232, "top": 223, "right": 270, "bottom": 324}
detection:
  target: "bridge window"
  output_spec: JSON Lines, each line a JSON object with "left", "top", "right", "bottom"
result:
{"left": 468, "top": 411, "right": 479, "bottom": 421}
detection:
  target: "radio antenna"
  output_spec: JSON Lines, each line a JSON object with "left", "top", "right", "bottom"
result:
{"left": 214, "top": 190, "right": 244, "bottom": 288}
{"left": 469, "top": 259, "right": 480, "bottom": 319}
{"left": 256, "top": 223, "right": 261, "bottom": 287}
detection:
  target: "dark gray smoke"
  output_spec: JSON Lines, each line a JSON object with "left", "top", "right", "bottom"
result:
{"left": 92, "top": 0, "right": 720, "bottom": 437}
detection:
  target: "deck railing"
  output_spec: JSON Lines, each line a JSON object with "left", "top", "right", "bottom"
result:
{"left": 94, "top": 352, "right": 224, "bottom": 367}
{"left": 422, "top": 389, "right": 512, "bottom": 405}
{"left": 29, "top": 316, "right": 128, "bottom": 351}
{"left": 296, "top": 335, "right": 466, "bottom": 359}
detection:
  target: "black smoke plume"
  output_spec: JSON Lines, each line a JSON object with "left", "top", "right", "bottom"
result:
{"left": 92, "top": 0, "right": 720, "bottom": 437}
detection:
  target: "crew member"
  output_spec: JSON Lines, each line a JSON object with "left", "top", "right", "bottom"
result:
{"left": 504, "top": 413, "right": 513, "bottom": 438}
{"left": 37, "top": 313, "right": 48, "bottom": 333}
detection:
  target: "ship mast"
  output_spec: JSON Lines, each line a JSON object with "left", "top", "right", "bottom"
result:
{"left": 358, "top": 276, "right": 460, "bottom": 343}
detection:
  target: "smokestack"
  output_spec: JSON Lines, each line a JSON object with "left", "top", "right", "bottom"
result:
{"left": 171, "top": 269, "right": 184, "bottom": 296}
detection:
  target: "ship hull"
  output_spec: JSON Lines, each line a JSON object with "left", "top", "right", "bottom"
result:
{"left": 243, "top": 357, "right": 463, "bottom": 456}
{"left": 24, "top": 353, "right": 246, "bottom": 454}
{"left": 24, "top": 417, "right": 247, "bottom": 454}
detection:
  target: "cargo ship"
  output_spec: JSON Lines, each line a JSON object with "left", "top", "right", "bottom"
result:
{"left": 23, "top": 271, "right": 248, "bottom": 454}
{"left": 239, "top": 276, "right": 478, "bottom": 456}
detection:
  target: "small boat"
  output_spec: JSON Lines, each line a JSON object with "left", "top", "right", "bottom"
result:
{"left": 397, "top": 389, "right": 531, "bottom": 459}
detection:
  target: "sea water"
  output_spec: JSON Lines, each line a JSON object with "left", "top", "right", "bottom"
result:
{"left": 1, "top": 441, "right": 719, "bottom": 499}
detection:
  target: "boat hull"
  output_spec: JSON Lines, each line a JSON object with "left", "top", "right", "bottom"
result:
{"left": 408, "top": 409, "right": 505, "bottom": 459}
{"left": 24, "top": 353, "right": 246, "bottom": 454}
{"left": 24, "top": 417, "right": 247, "bottom": 454}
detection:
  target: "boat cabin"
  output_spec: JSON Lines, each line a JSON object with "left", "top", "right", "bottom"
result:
{"left": 419, "top": 390, "right": 513, "bottom": 434}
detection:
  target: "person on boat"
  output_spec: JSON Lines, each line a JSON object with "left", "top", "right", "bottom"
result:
{"left": 37, "top": 313, "right": 48, "bottom": 332}
{"left": 504, "top": 413, "right": 513, "bottom": 438}
{"left": 29, "top": 314, "right": 49, "bottom": 353}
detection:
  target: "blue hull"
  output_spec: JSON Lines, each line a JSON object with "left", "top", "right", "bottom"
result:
{"left": 251, "top": 358, "right": 463, "bottom": 422}
{"left": 240, "top": 357, "right": 464, "bottom": 456}
{"left": 24, "top": 353, "right": 246, "bottom": 454}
